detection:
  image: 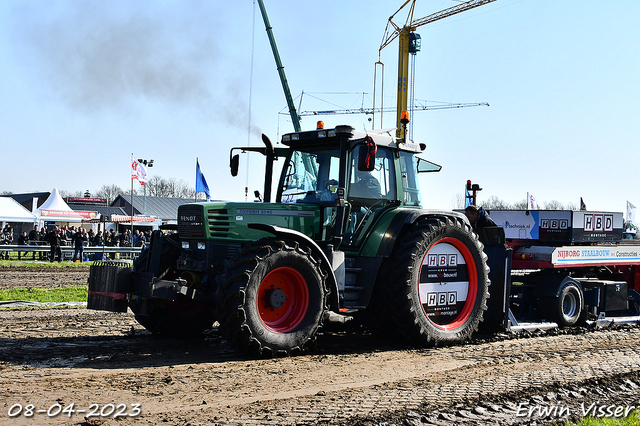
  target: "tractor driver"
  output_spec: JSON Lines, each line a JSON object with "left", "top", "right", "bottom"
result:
{"left": 349, "top": 168, "right": 381, "bottom": 200}
{"left": 464, "top": 205, "right": 496, "bottom": 230}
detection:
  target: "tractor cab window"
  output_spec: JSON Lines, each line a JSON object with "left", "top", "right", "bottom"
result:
{"left": 344, "top": 146, "right": 397, "bottom": 246}
{"left": 348, "top": 146, "right": 396, "bottom": 203}
{"left": 280, "top": 149, "right": 340, "bottom": 204}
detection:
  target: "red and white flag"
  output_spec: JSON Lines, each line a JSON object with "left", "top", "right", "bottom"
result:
{"left": 131, "top": 155, "right": 148, "bottom": 185}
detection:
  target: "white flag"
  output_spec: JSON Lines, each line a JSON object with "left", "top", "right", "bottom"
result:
{"left": 131, "top": 155, "right": 148, "bottom": 185}
{"left": 529, "top": 193, "right": 538, "bottom": 210}
{"left": 628, "top": 201, "right": 636, "bottom": 224}
{"left": 137, "top": 162, "right": 148, "bottom": 185}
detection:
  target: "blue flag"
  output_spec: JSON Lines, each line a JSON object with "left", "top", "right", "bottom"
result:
{"left": 196, "top": 159, "right": 210, "bottom": 199}
{"left": 465, "top": 186, "right": 472, "bottom": 208}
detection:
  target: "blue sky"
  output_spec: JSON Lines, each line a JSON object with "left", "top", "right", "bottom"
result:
{"left": 1, "top": 1, "right": 638, "bottom": 212}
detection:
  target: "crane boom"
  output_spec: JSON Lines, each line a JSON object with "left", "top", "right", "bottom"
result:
{"left": 411, "top": 0, "right": 496, "bottom": 28}
{"left": 257, "top": 0, "right": 301, "bottom": 132}
{"left": 378, "top": 0, "right": 496, "bottom": 139}
{"left": 298, "top": 102, "right": 488, "bottom": 117}
{"left": 380, "top": 0, "right": 497, "bottom": 52}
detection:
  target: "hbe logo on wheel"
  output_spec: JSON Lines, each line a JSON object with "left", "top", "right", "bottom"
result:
{"left": 426, "top": 291, "right": 457, "bottom": 307}
{"left": 427, "top": 254, "right": 458, "bottom": 267}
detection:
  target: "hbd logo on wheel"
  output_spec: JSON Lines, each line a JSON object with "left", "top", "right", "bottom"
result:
{"left": 426, "top": 291, "right": 458, "bottom": 307}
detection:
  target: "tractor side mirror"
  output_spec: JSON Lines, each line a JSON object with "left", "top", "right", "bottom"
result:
{"left": 357, "top": 145, "right": 376, "bottom": 172}
{"left": 230, "top": 154, "right": 240, "bottom": 177}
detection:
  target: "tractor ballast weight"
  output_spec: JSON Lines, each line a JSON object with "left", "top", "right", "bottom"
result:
{"left": 88, "top": 124, "right": 491, "bottom": 356}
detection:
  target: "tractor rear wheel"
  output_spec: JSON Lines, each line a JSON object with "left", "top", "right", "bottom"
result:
{"left": 215, "top": 238, "right": 329, "bottom": 357}
{"left": 389, "top": 216, "right": 490, "bottom": 346}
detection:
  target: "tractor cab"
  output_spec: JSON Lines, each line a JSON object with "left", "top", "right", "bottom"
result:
{"left": 274, "top": 125, "right": 441, "bottom": 249}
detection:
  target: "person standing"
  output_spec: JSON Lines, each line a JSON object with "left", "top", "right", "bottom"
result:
{"left": 47, "top": 226, "right": 62, "bottom": 262}
{"left": 1, "top": 225, "right": 13, "bottom": 260}
{"left": 93, "top": 231, "right": 103, "bottom": 246}
{"left": 28, "top": 226, "right": 38, "bottom": 242}
{"left": 18, "top": 231, "right": 29, "bottom": 259}
{"left": 73, "top": 228, "right": 88, "bottom": 262}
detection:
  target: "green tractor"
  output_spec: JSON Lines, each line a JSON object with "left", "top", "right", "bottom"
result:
{"left": 88, "top": 125, "right": 490, "bottom": 357}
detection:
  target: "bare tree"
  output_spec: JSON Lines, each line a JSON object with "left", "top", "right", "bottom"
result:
{"left": 451, "top": 194, "right": 465, "bottom": 210}
{"left": 483, "top": 195, "right": 512, "bottom": 210}
{"left": 95, "top": 184, "right": 125, "bottom": 201}
{"left": 145, "top": 176, "right": 165, "bottom": 196}
{"left": 512, "top": 199, "right": 528, "bottom": 209}
{"left": 566, "top": 201, "right": 578, "bottom": 211}
{"left": 1, "top": 191, "right": 12, "bottom": 195}
{"left": 146, "top": 176, "right": 194, "bottom": 198}
{"left": 174, "top": 180, "right": 195, "bottom": 198}
{"left": 543, "top": 200, "right": 564, "bottom": 210}
{"left": 60, "top": 189, "right": 84, "bottom": 198}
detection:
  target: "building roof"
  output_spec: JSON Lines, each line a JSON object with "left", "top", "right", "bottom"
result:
{"left": 111, "top": 194, "right": 195, "bottom": 221}
{"left": 0, "top": 197, "right": 38, "bottom": 223}
{"left": 72, "top": 205, "right": 128, "bottom": 217}
{"left": 1, "top": 192, "right": 50, "bottom": 211}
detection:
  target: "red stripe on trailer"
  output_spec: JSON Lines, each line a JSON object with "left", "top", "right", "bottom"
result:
{"left": 87, "top": 290, "right": 126, "bottom": 300}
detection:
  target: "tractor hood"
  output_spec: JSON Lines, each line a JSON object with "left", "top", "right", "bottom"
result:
{"left": 177, "top": 202, "right": 321, "bottom": 242}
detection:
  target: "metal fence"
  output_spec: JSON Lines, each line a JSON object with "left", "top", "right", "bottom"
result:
{"left": 0, "top": 244, "right": 143, "bottom": 261}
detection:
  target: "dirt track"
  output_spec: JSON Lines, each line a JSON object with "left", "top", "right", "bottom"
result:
{"left": 2, "top": 267, "right": 640, "bottom": 425}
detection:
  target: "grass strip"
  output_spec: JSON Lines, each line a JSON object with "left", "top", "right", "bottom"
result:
{"left": 565, "top": 411, "right": 640, "bottom": 425}
{"left": 0, "top": 286, "right": 88, "bottom": 303}
{"left": 0, "top": 259, "right": 90, "bottom": 268}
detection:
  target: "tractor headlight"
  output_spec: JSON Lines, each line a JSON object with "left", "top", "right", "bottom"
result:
{"left": 197, "top": 242, "right": 206, "bottom": 250}
{"left": 182, "top": 242, "right": 190, "bottom": 250}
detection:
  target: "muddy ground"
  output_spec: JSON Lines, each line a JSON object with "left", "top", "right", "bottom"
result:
{"left": 2, "top": 266, "right": 640, "bottom": 426}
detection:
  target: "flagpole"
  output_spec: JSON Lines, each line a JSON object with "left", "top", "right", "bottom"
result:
{"left": 131, "top": 153, "right": 134, "bottom": 239}
{"left": 526, "top": 192, "right": 529, "bottom": 211}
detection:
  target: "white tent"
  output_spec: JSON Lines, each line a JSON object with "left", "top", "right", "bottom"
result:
{"left": 0, "top": 197, "right": 38, "bottom": 223}
{"left": 36, "top": 188, "right": 97, "bottom": 223}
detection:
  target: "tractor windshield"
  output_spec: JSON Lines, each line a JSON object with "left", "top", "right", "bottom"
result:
{"left": 280, "top": 149, "right": 340, "bottom": 204}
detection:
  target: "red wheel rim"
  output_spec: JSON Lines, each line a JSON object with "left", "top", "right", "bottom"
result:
{"left": 257, "top": 267, "right": 309, "bottom": 332}
{"left": 418, "top": 237, "right": 478, "bottom": 331}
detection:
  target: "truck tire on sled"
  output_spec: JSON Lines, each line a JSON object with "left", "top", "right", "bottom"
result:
{"left": 538, "top": 280, "right": 585, "bottom": 327}
{"left": 130, "top": 231, "right": 214, "bottom": 338}
{"left": 389, "top": 217, "right": 490, "bottom": 346}
{"left": 215, "top": 239, "right": 329, "bottom": 357}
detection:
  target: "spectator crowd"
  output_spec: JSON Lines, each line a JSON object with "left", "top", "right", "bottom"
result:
{"left": 0, "top": 224, "right": 152, "bottom": 262}
{"left": 19, "top": 225, "right": 152, "bottom": 248}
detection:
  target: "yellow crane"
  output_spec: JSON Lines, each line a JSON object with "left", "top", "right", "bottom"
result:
{"left": 377, "top": 0, "right": 496, "bottom": 139}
